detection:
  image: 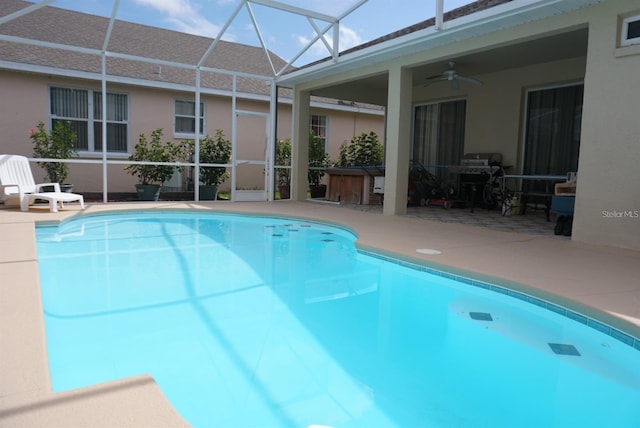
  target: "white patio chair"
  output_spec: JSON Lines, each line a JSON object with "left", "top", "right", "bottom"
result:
{"left": 0, "top": 154, "right": 85, "bottom": 213}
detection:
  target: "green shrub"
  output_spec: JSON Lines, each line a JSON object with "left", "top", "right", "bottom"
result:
{"left": 308, "top": 131, "right": 330, "bottom": 187}
{"left": 30, "top": 120, "right": 77, "bottom": 183}
{"left": 125, "top": 129, "right": 186, "bottom": 185}
{"left": 336, "top": 131, "right": 383, "bottom": 167}
{"left": 275, "top": 138, "right": 291, "bottom": 187}
{"left": 195, "top": 130, "right": 231, "bottom": 186}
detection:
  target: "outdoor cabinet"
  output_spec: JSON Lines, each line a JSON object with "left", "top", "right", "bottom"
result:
{"left": 326, "top": 167, "right": 384, "bottom": 205}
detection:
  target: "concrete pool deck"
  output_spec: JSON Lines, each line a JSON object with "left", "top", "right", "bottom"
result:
{"left": 1, "top": 200, "right": 639, "bottom": 426}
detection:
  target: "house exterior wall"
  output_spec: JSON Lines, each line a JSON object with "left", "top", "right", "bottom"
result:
{"left": 311, "top": 105, "right": 386, "bottom": 163}
{"left": 0, "top": 70, "right": 383, "bottom": 194}
{"left": 574, "top": 0, "right": 640, "bottom": 250}
{"left": 1, "top": 71, "right": 54, "bottom": 183}
{"left": 288, "top": 0, "right": 639, "bottom": 250}
{"left": 450, "top": 0, "right": 640, "bottom": 250}
{"left": 413, "top": 57, "right": 587, "bottom": 172}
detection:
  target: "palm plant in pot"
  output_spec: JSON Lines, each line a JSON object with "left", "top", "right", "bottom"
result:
{"left": 275, "top": 138, "right": 291, "bottom": 199}
{"left": 195, "top": 129, "right": 231, "bottom": 201}
{"left": 308, "top": 130, "right": 330, "bottom": 198}
{"left": 30, "top": 120, "right": 78, "bottom": 192}
{"left": 125, "top": 128, "right": 186, "bottom": 201}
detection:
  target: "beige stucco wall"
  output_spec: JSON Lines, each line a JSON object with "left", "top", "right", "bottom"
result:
{"left": 573, "top": 0, "right": 640, "bottom": 250}
{"left": 413, "top": 0, "right": 640, "bottom": 250}
{"left": 0, "top": 70, "right": 383, "bottom": 193}
{"left": 0, "top": 72, "right": 50, "bottom": 183}
{"left": 289, "top": 0, "right": 639, "bottom": 250}
{"left": 412, "top": 0, "right": 640, "bottom": 250}
{"left": 412, "top": 57, "right": 586, "bottom": 171}
{"left": 312, "top": 106, "right": 385, "bottom": 162}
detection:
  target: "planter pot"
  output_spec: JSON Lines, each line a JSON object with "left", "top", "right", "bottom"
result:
{"left": 199, "top": 185, "right": 218, "bottom": 201}
{"left": 135, "top": 184, "right": 161, "bottom": 201}
{"left": 60, "top": 183, "right": 74, "bottom": 193}
{"left": 309, "top": 184, "right": 327, "bottom": 199}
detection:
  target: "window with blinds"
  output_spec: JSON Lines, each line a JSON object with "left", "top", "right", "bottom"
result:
{"left": 310, "top": 114, "right": 328, "bottom": 151}
{"left": 175, "top": 100, "right": 205, "bottom": 135}
{"left": 49, "top": 86, "right": 129, "bottom": 153}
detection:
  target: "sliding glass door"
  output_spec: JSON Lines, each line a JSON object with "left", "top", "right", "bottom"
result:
{"left": 523, "top": 84, "right": 583, "bottom": 176}
{"left": 412, "top": 99, "right": 466, "bottom": 182}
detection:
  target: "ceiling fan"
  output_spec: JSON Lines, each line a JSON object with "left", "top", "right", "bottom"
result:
{"left": 424, "top": 62, "right": 483, "bottom": 90}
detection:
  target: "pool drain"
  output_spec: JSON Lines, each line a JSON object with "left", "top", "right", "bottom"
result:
{"left": 549, "top": 343, "right": 581, "bottom": 356}
{"left": 469, "top": 312, "right": 493, "bottom": 321}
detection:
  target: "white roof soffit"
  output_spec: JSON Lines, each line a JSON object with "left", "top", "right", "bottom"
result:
{"left": 275, "top": 0, "right": 604, "bottom": 87}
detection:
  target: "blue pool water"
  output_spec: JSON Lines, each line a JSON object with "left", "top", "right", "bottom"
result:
{"left": 36, "top": 211, "right": 640, "bottom": 428}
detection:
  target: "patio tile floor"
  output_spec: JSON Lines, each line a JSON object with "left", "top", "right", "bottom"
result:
{"left": 337, "top": 202, "right": 564, "bottom": 237}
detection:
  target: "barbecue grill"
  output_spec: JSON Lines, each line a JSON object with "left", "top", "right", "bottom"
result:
{"left": 456, "top": 153, "right": 503, "bottom": 211}
{"left": 458, "top": 152, "right": 502, "bottom": 175}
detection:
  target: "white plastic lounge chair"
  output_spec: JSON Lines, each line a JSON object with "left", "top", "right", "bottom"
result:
{"left": 0, "top": 154, "right": 85, "bottom": 213}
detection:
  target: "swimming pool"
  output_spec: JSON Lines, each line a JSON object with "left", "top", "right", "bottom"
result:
{"left": 36, "top": 211, "right": 640, "bottom": 427}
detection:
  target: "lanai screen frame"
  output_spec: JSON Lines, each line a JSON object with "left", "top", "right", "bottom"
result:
{"left": 0, "top": 0, "right": 451, "bottom": 203}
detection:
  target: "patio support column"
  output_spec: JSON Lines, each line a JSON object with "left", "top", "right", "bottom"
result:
{"left": 292, "top": 88, "right": 310, "bottom": 201}
{"left": 383, "top": 64, "right": 412, "bottom": 215}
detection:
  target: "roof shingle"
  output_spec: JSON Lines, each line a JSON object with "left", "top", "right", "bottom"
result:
{"left": 0, "top": 0, "right": 289, "bottom": 94}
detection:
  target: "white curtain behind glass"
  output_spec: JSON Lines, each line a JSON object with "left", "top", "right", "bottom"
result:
{"left": 412, "top": 99, "right": 466, "bottom": 182}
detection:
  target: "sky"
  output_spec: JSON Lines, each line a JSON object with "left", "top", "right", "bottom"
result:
{"left": 31, "top": 0, "right": 472, "bottom": 65}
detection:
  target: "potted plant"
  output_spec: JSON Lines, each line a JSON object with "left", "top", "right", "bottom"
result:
{"left": 125, "top": 128, "right": 186, "bottom": 201}
{"left": 308, "top": 130, "right": 330, "bottom": 198}
{"left": 194, "top": 129, "right": 231, "bottom": 200}
{"left": 275, "top": 138, "right": 291, "bottom": 199}
{"left": 30, "top": 120, "right": 78, "bottom": 192}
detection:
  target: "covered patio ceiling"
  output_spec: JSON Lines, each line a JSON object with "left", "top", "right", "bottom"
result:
{"left": 291, "top": 26, "right": 589, "bottom": 106}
